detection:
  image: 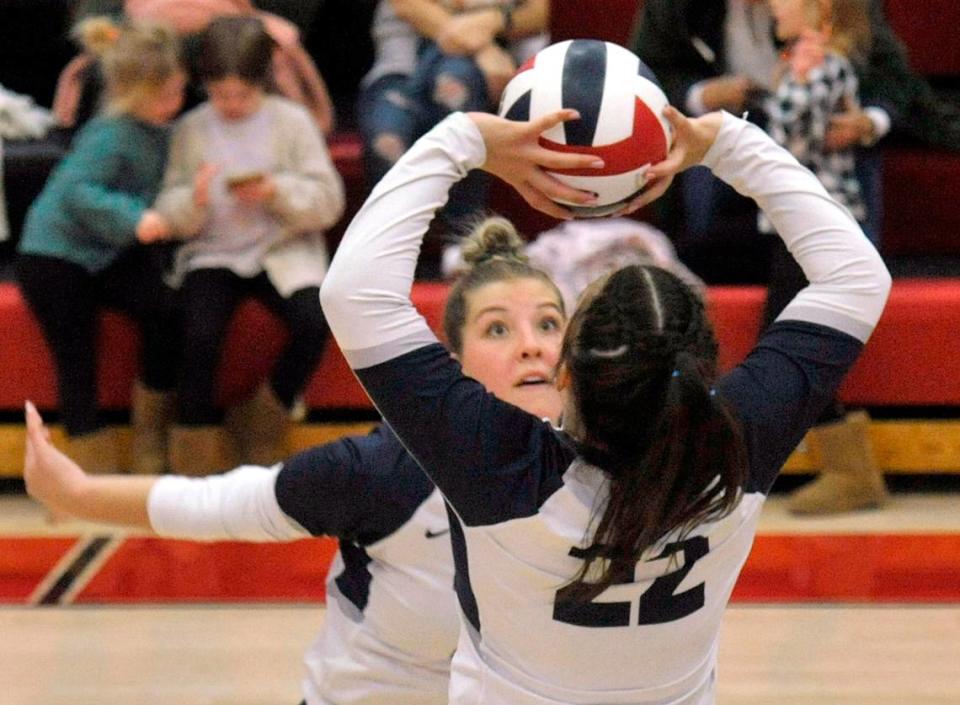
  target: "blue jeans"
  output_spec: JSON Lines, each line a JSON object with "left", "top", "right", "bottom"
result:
{"left": 357, "top": 73, "right": 418, "bottom": 189}
{"left": 357, "top": 44, "right": 491, "bottom": 228}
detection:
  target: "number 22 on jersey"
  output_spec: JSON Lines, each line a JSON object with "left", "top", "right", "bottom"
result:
{"left": 552, "top": 536, "right": 709, "bottom": 627}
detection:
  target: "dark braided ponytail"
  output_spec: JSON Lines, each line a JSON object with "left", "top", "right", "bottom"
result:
{"left": 561, "top": 265, "right": 746, "bottom": 600}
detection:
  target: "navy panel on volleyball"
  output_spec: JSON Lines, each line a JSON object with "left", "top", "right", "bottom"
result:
{"left": 498, "top": 39, "right": 673, "bottom": 217}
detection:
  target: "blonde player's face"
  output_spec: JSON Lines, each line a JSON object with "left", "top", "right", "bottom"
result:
{"left": 458, "top": 278, "right": 565, "bottom": 423}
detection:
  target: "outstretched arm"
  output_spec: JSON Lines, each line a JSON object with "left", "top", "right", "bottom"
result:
{"left": 23, "top": 402, "right": 305, "bottom": 541}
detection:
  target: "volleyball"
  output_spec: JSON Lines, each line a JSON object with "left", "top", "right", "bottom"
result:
{"left": 498, "top": 39, "right": 673, "bottom": 218}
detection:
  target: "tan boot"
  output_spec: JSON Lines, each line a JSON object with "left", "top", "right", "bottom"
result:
{"left": 65, "top": 428, "right": 120, "bottom": 474}
{"left": 788, "top": 411, "right": 889, "bottom": 515}
{"left": 167, "top": 425, "right": 225, "bottom": 477}
{"left": 130, "top": 382, "right": 175, "bottom": 475}
{"left": 225, "top": 382, "right": 290, "bottom": 466}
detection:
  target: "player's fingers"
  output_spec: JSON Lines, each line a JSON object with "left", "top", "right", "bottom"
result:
{"left": 528, "top": 109, "right": 580, "bottom": 136}
{"left": 661, "top": 105, "right": 690, "bottom": 136}
{"left": 531, "top": 148, "right": 605, "bottom": 173}
{"left": 646, "top": 148, "right": 687, "bottom": 180}
{"left": 619, "top": 175, "right": 673, "bottom": 214}
{"left": 525, "top": 169, "right": 596, "bottom": 206}
{"left": 24, "top": 401, "right": 47, "bottom": 448}
{"left": 517, "top": 182, "right": 577, "bottom": 220}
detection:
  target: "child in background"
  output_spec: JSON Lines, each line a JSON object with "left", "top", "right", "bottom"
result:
{"left": 763, "top": 0, "right": 871, "bottom": 235}
{"left": 764, "top": 0, "right": 888, "bottom": 515}
{"left": 15, "top": 18, "right": 185, "bottom": 475}
{"left": 156, "top": 16, "right": 345, "bottom": 475}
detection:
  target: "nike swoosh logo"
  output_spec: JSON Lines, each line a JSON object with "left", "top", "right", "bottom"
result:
{"left": 424, "top": 528, "right": 450, "bottom": 539}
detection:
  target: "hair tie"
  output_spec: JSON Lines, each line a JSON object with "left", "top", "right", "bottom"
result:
{"left": 104, "top": 25, "right": 122, "bottom": 45}
{"left": 588, "top": 344, "right": 629, "bottom": 359}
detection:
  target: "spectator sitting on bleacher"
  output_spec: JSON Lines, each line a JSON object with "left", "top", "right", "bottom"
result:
{"left": 155, "top": 16, "right": 345, "bottom": 476}
{"left": 629, "top": 0, "right": 912, "bottom": 245}
{"left": 360, "top": 0, "right": 547, "bottom": 258}
{"left": 15, "top": 18, "right": 185, "bottom": 475}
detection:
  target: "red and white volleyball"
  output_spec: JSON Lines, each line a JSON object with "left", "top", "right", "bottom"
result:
{"left": 498, "top": 39, "right": 672, "bottom": 218}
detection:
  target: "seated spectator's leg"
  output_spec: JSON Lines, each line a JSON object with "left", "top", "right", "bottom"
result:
{"left": 15, "top": 253, "right": 119, "bottom": 472}
{"left": 256, "top": 280, "right": 328, "bottom": 411}
{"left": 100, "top": 246, "right": 179, "bottom": 393}
{"left": 855, "top": 146, "right": 883, "bottom": 245}
{"left": 357, "top": 73, "right": 419, "bottom": 188}
{"left": 99, "top": 246, "right": 179, "bottom": 474}
{"left": 169, "top": 268, "right": 245, "bottom": 476}
{"left": 674, "top": 164, "right": 763, "bottom": 284}
{"left": 412, "top": 44, "right": 492, "bottom": 247}
{"left": 231, "top": 277, "right": 328, "bottom": 465}
{"left": 176, "top": 268, "right": 245, "bottom": 426}
{"left": 681, "top": 166, "right": 718, "bottom": 239}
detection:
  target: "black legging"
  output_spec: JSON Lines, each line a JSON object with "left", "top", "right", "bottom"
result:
{"left": 176, "top": 268, "right": 329, "bottom": 425}
{"left": 16, "top": 249, "right": 180, "bottom": 437}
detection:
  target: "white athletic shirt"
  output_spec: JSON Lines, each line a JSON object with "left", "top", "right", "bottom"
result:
{"left": 321, "top": 112, "right": 890, "bottom": 705}
{"left": 148, "top": 425, "right": 458, "bottom": 705}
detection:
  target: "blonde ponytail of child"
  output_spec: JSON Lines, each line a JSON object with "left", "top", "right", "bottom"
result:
{"left": 73, "top": 17, "right": 182, "bottom": 116}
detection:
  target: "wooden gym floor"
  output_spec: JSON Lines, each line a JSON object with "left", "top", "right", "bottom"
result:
{"left": 1, "top": 491, "right": 959, "bottom": 704}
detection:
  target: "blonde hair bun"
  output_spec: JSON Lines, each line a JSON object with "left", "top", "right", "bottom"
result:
{"left": 74, "top": 16, "right": 123, "bottom": 57}
{"left": 461, "top": 216, "right": 528, "bottom": 267}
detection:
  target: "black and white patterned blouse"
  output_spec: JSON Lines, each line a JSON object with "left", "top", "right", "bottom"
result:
{"left": 762, "top": 51, "right": 865, "bottom": 232}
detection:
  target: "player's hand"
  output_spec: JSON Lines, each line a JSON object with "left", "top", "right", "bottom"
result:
{"left": 23, "top": 401, "right": 88, "bottom": 521}
{"left": 192, "top": 162, "right": 219, "bottom": 208}
{"left": 136, "top": 209, "right": 171, "bottom": 243}
{"left": 617, "top": 107, "right": 723, "bottom": 215}
{"left": 700, "top": 75, "right": 751, "bottom": 113}
{"left": 437, "top": 11, "right": 501, "bottom": 55}
{"left": 229, "top": 174, "right": 277, "bottom": 206}
{"left": 826, "top": 109, "right": 876, "bottom": 150}
{"left": 468, "top": 109, "right": 605, "bottom": 220}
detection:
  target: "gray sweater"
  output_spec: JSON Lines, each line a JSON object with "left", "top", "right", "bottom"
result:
{"left": 156, "top": 95, "right": 345, "bottom": 295}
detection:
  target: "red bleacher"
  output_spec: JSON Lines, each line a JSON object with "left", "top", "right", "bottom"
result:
{"left": 5, "top": 279, "right": 960, "bottom": 414}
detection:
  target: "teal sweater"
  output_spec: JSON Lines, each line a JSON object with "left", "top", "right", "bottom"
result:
{"left": 18, "top": 115, "right": 170, "bottom": 273}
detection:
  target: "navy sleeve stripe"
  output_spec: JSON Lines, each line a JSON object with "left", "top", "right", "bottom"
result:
{"left": 356, "top": 344, "right": 575, "bottom": 526}
{"left": 275, "top": 425, "right": 436, "bottom": 544}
